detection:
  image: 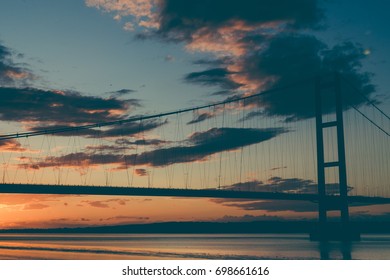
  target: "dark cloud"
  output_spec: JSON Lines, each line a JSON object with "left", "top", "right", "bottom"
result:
{"left": 115, "top": 138, "right": 168, "bottom": 146}
{"left": 239, "top": 111, "right": 264, "bottom": 122}
{"left": 270, "top": 166, "right": 287, "bottom": 171}
{"left": 209, "top": 197, "right": 317, "bottom": 212}
{"left": 187, "top": 112, "right": 214, "bottom": 124}
{"left": 104, "top": 215, "right": 149, "bottom": 221}
{"left": 216, "top": 199, "right": 318, "bottom": 212}
{"left": 26, "top": 152, "right": 122, "bottom": 169}
{"left": 108, "top": 88, "right": 137, "bottom": 98}
{"left": 144, "top": 1, "right": 372, "bottom": 121}
{"left": 112, "top": 89, "right": 136, "bottom": 95}
{"left": 94, "top": 120, "right": 166, "bottom": 138}
{"left": 128, "top": 127, "right": 287, "bottom": 166}
{"left": 221, "top": 177, "right": 352, "bottom": 195}
{"left": 0, "top": 87, "right": 138, "bottom": 125}
{"left": 30, "top": 119, "right": 166, "bottom": 138}
{"left": 241, "top": 35, "right": 375, "bottom": 121}
{"left": 20, "top": 127, "right": 286, "bottom": 169}
{"left": 0, "top": 43, "right": 34, "bottom": 85}
{"left": 212, "top": 177, "right": 356, "bottom": 212}
{"left": 158, "top": 0, "right": 323, "bottom": 40}
{"left": 88, "top": 0, "right": 374, "bottom": 122}
{"left": 85, "top": 144, "right": 131, "bottom": 153}
{"left": 215, "top": 214, "right": 287, "bottom": 222}
{"left": 135, "top": 168, "right": 148, "bottom": 176}
{"left": 212, "top": 193, "right": 386, "bottom": 214}
{"left": 184, "top": 68, "right": 242, "bottom": 90}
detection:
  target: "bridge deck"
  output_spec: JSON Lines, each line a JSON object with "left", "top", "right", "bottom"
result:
{"left": 0, "top": 184, "right": 389, "bottom": 204}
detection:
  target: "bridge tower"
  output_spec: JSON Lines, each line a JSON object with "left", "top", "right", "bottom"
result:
{"left": 312, "top": 72, "right": 359, "bottom": 241}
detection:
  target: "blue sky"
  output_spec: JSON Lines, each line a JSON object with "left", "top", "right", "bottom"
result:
{"left": 0, "top": 0, "right": 215, "bottom": 114}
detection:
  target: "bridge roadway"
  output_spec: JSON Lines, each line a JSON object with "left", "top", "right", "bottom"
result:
{"left": 0, "top": 183, "right": 389, "bottom": 205}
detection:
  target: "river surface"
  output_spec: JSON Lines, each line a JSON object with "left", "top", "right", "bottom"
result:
{"left": 0, "top": 234, "right": 389, "bottom": 260}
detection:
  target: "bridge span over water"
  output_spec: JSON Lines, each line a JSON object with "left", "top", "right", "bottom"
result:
{"left": 1, "top": 183, "right": 389, "bottom": 205}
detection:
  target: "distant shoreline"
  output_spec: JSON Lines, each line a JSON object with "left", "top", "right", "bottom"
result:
{"left": 1, "top": 221, "right": 389, "bottom": 234}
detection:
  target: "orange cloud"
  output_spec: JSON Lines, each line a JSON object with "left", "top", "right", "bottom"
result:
{"left": 23, "top": 203, "right": 50, "bottom": 210}
{"left": 0, "top": 194, "right": 66, "bottom": 205}
{"left": 4, "top": 70, "right": 34, "bottom": 80}
{"left": 85, "top": 0, "right": 159, "bottom": 30}
{"left": 0, "top": 139, "right": 28, "bottom": 152}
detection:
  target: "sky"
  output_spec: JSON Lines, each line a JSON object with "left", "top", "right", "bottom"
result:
{"left": 0, "top": 0, "right": 389, "bottom": 229}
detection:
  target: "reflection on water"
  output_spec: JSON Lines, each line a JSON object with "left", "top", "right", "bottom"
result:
{"left": 0, "top": 234, "right": 389, "bottom": 260}
{"left": 319, "top": 241, "right": 352, "bottom": 260}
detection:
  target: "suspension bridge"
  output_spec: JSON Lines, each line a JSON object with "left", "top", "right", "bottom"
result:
{"left": 0, "top": 72, "right": 389, "bottom": 239}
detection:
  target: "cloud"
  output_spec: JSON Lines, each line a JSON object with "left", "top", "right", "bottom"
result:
{"left": 23, "top": 203, "right": 50, "bottom": 210}
{"left": 157, "top": 0, "right": 323, "bottom": 39}
{"left": 29, "top": 119, "right": 166, "bottom": 138}
{"left": 87, "top": 201, "right": 110, "bottom": 208}
{"left": 0, "top": 42, "right": 34, "bottom": 86}
{"left": 184, "top": 34, "right": 375, "bottom": 121}
{"left": 215, "top": 214, "right": 287, "bottom": 222}
{"left": 90, "top": 119, "right": 166, "bottom": 138}
{"left": 214, "top": 199, "right": 318, "bottom": 212}
{"left": 0, "top": 194, "right": 65, "bottom": 206}
{"left": 239, "top": 111, "right": 264, "bottom": 122}
{"left": 0, "top": 43, "right": 144, "bottom": 131}
{"left": 115, "top": 138, "right": 168, "bottom": 146}
{"left": 2, "top": 218, "right": 88, "bottom": 229}
{"left": 19, "top": 127, "right": 286, "bottom": 169}
{"left": 212, "top": 196, "right": 389, "bottom": 214}
{"left": 85, "top": 0, "right": 159, "bottom": 29}
{"left": 187, "top": 112, "right": 214, "bottom": 125}
{"left": 104, "top": 215, "right": 150, "bottom": 222}
{"left": 126, "top": 127, "right": 287, "bottom": 166}
{"left": 19, "top": 152, "right": 122, "bottom": 170}
{"left": 239, "top": 35, "right": 375, "bottom": 121}
{"left": 108, "top": 88, "right": 137, "bottom": 98}
{"left": 184, "top": 68, "right": 242, "bottom": 90}
{"left": 86, "top": 0, "right": 375, "bottom": 122}
{"left": 87, "top": 0, "right": 323, "bottom": 34}
{"left": 0, "top": 87, "right": 138, "bottom": 126}
{"left": 135, "top": 168, "right": 148, "bottom": 176}
{"left": 270, "top": 166, "right": 287, "bottom": 171}
{"left": 0, "top": 139, "right": 28, "bottom": 152}
{"left": 123, "top": 22, "right": 135, "bottom": 31}
{"left": 82, "top": 198, "right": 131, "bottom": 208}
{"left": 85, "top": 144, "right": 131, "bottom": 153}
{"left": 221, "top": 177, "right": 351, "bottom": 195}
{"left": 211, "top": 176, "right": 355, "bottom": 213}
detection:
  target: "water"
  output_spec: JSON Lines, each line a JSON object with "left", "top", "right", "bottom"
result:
{"left": 0, "top": 234, "right": 389, "bottom": 260}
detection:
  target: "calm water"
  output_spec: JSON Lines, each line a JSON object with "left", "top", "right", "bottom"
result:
{"left": 0, "top": 234, "right": 389, "bottom": 260}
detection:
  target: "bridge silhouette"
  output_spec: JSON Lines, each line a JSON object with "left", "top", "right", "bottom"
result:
{"left": 1, "top": 72, "right": 389, "bottom": 240}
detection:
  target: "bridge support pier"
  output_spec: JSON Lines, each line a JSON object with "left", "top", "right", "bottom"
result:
{"left": 311, "top": 72, "right": 360, "bottom": 241}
